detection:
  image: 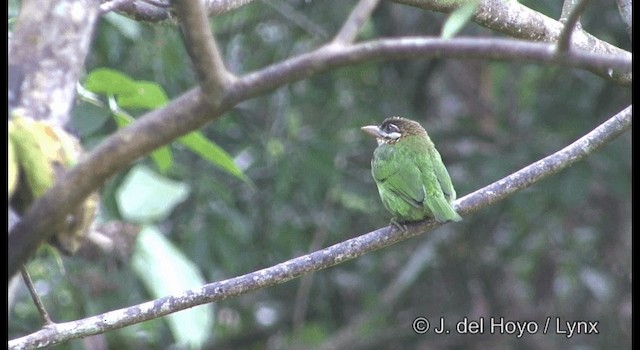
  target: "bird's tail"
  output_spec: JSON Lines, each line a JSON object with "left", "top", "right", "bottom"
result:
{"left": 428, "top": 199, "right": 462, "bottom": 223}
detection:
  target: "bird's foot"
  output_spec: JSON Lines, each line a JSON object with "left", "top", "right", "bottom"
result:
{"left": 389, "top": 217, "right": 408, "bottom": 233}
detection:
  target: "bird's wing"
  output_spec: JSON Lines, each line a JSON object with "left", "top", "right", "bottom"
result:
{"left": 420, "top": 146, "right": 462, "bottom": 222}
{"left": 429, "top": 147, "right": 457, "bottom": 202}
{"left": 372, "top": 145, "right": 425, "bottom": 208}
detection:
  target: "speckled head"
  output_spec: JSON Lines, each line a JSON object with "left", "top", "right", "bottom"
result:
{"left": 361, "top": 116, "right": 427, "bottom": 145}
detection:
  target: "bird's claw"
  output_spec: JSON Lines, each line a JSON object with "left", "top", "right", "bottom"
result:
{"left": 390, "top": 218, "right": 408, "bottom": 233}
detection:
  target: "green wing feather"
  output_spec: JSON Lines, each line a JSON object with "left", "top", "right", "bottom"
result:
{"left": 371, "top": 137, "right": 462, "bottom": 222}
{"left": 420, "top": 138, "right": 462, "bottom": 222}
{"left": 371, "top": 144, "right": 424, "bottom": 209}
{"left": 372, "top": 136, "right": 461, "bottom": 223}
{"left": 430, "top": 146, "right": 457, "bottom": 202}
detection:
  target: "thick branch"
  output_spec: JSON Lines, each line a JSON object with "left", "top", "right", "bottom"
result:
{"left": 391, "top": 0, "right": 630, "bottom": 83}
{"left": 99, "top": 0, "right": 135, "bottom": 14}
{"left": 106, "top": 0, "right": 173, "bottom": 22}
{"left": 7, "top": 37, "right": 632, "bottom": 279}
{"left": 227, "top": 38, "right": 631, "bottom": 101}
{"left": 9, "top": 0, "right": 100, "bottom": 125}
{"left": 173, "top": 0, "right": 233, "bottom": 106}
{"left": 8, "top": 105, "right": 632, "bottom": 349}
{"left": 113, "top": 0, "right": 258, "bottom": 23}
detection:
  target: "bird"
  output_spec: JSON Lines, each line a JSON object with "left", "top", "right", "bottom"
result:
{"left": 361, "top": 116, "right": 462, "bottom": 224}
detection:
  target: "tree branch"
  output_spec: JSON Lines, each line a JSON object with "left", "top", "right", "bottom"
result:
{"left": 227, "top": 38, "right": 631, "bottom": 100}
{"left": 106, "top": 0, "right": 174, "bottom": 23}
{"left": 112, "top": 0, "right": 259, "bottom": 23}
{"left": 391, "top": 0, "right": 631, "bottom": 83}
{"left": 8, "top": 105, "right": 632, "bottom": 349}
{"left": 456, "top": 105, "right": 631, "bottom": 214}
{"left": 99, "top": 0, "right": 135, "bottom": 14}
{"left": 332, "top": 0, "right": 381, "bottom": 45}
{"left": 8, "top": 0, "right": 100, "bottom": 125}
{"left": 173, "top": 0, "right": 234, "bottom": 107}
{"left": 263, "top": 1, "right": 329, "bottom": 40}
{"left": 557, "top": 0, "right": 591, "bottom": 52}
{"left": 614, "top": 0, "right": 632, "bottom": 40}
{"left": 206, "top": 0, "right": 257, "bottom": 16}
{"left": 7, "top": 36, "right": 632, "bottom": 279}
{"left": 317, "top": 234, "right": 441, "bottom": 350}
{"left": 20, "top": 266, "right": 54, "bottom": 326}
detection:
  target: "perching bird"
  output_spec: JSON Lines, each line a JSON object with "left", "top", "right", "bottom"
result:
{"left": 362, "top": 116, "right": 462, "bottom": 224}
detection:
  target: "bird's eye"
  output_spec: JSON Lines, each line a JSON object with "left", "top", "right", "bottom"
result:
{"left": 382, "top": 123, "right": 402, "bottom": 140}
{"left": 386, "top": 123, "right": 400, "bottom": 133}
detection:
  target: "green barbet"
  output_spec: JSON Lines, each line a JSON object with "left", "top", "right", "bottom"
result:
{"left": 362, "top": 116, "right": 462, "bottom": 223}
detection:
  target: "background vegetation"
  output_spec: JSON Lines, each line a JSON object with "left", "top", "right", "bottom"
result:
{"left": 9, "top": 0, "right": 630, "bottom": 349}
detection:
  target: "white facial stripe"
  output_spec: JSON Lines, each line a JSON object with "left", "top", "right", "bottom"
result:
{"left": 387, "top": 132, "right": 402, "bottom": 140}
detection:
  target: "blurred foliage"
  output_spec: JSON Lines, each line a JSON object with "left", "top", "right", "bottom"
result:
{"left": 9, "top": 1, "right": 630, "bottom": 349}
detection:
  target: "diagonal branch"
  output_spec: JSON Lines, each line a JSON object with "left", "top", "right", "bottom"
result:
{"left": 557, "top": 0, "right": 592, "bottom": 52}
{"left": 113, "top": 0, "right": 258, "bottom": 23}
{"left": 456, "top": 105, "right": 631, "bottom": 214}
{"left": 20, "top": 266, "right": 54, "bottom": 326}
{"left": 317, "top": 234, "right": 441, "bottom": 350}
{"left": 9, "top": 105, "right": 631, "bottom": 349}
{"left": 263, "top": 1, "right": 329, "bottom": 40}
{"left": 7, "top": 37, "right": 632, "bottom": 280}
{"left": 173, "top": 0, "right": 234, "bottom": 107}
{"left": 332, "top": 0, "right": 381, "bottom": 45}
{"left": 391, "top": 0, "right": 630, "bottom": 83}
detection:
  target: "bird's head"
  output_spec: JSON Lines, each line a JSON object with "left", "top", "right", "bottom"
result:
{"left": 361, "top": 116, "right": 427, "bottom": 145}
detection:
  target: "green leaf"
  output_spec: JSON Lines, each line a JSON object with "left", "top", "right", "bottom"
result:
{"left": 84, "top": 68, "right": 137, "bottom": 96}
{"left": 132, "top": 226, "right": 214, "bottom": 348}
{"left": 103, "top": 12, "right": 142, "bottom": 40}
{"left": 111, "top": 107, "right": 133, "bottom": 128}
{"left": 150, "top": 146, "right": 173, "bottom": 173}
{"left": 8, "top": 132, "right": 18, "bottom": 198}
{"left": 70, "top": 102, "right": 111, "bottom": 137}
{"left": 179, "top": 131, "right": 256, "bottom": 189}
{"left": 117, "top": 81, "right": 169, "bottom": 109}
{"left": 110, "top": 107, "right": 173, "bottom": 171}
{"left": 441, "top": 2, "right": 478, "bottom": 39}
{"left": 116, "top": 165, "right": 190, "bottom": 222}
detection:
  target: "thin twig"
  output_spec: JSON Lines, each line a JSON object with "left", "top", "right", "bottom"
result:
{"left": 8, "top": 37, "right": 632, "bottom": 280}
{"left": 292, "top": 225, "right": 330, "bottom": 331}
{"left": 9, "top": 105, "right": 631, "bottom": 349}
{"left": 20, "top": 265, "right": 55, "bottom": 326}
{"left": 557, "top": 0, "right": 592, "bottom": 52}
{"left": 263, "top": 1, "right": 329, "bottom": 40}
{"left": 317, "top": 235, "right": 441, "bottom": 350}
{"left": 560, "top": 0, "right": 581, "bottom": 23}
{"left": 173, "top": 0, "right": 234, "bottom": 107}
{"left": 332, "top": 0, "right": 381, "bottom": 45}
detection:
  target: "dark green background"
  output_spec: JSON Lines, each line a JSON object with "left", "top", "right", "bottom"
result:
{"left": 9, "top": 0, "right": 630, "bottom": 348}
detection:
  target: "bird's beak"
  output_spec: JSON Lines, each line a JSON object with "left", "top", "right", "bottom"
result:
{"left": 361, "top": 125, "right": 383, "bottom": 138}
